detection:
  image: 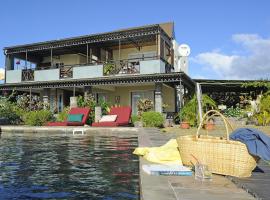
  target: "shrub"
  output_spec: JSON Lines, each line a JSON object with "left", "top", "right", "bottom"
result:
{"left": 223, "top": 107, "right": 244, "bottom": 118}
{"left": 77, "top": 95, "right": 110, "bottom": 124}
{"left": 24, "top": 110, "right": 53, "bottom": 126}
{"left": 255, "top": 95, "right": 270, "bottom": 126}
{"left": 17, "top": 93, "right": 48, "bottom": 111}
{"left": 141, "top": 111, "right": 164, "bottom": 127}
{"left": 131, "top": 114, "right": 139, "bottom": 125}
{"left": 0, "top": 98, "right": 22, "bottom": 124}
{"left": 56, "top": 107, "right": 70, "bottom": 122}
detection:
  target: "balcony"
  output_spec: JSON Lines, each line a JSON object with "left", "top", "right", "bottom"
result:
{"left": 5, "top": 57, "right": 173, "bottom": 84}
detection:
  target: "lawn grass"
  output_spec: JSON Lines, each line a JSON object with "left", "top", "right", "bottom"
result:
{"left": 162, "top": 125, "right": 270, "bottom": 136}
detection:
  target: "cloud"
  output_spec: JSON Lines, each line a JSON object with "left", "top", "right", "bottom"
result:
{"left": 193, "top": 34, "right": 270, "bottom": 80}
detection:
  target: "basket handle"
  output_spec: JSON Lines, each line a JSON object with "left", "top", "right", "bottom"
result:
{"left": 196, "top": 110, "right": 234, "bottom": 140}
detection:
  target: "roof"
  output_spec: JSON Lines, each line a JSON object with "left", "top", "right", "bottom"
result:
{"left": 4, "top": 22, "right": 174, "bottom": 55}
{"left": 194, "top": 78, "right": 270, "bottom": 85}
{"left": 194, "top": 78, "right": 270, "bottom": 93}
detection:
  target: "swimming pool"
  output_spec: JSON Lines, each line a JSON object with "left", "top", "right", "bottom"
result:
{"left": 0, "top": 132, "right": 139, "bottom": 199}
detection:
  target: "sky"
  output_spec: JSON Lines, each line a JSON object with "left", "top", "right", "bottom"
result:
{"left": 0, "top": 0, "right": 270, "bottom": 80}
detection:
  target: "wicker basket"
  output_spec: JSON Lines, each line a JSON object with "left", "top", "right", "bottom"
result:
{"left": 177, "top": 110, "right": 258, "bottom": 177}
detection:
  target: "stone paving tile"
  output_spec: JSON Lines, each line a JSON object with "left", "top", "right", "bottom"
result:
{"left": 229, "top": 161, "right": 270, "bottom": 200}
{"left": 168, "top": 175, "right": 254, "bottom": 200}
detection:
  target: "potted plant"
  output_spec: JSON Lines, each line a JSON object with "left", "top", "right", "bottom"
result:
{"left": 179, "top": 101, "right": 196, "bottom": 129}
{"left": 178, "top": 95, "right": 217, "bottom": 128}
{"left": 103, "top": 62, "right": 115, "bottom": 75}
{"left": 204, "top": 119, "right": 215, "bottom": 130}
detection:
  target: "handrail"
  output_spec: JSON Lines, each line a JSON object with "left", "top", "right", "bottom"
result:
{"left": 36, "top": 55, "right": 162, "bottom": 70}
{"left": 34, "top": 55, "right": 173, "bottom": 74}
{"left": 22, "top": 69, "right": 34, "bottom": 81}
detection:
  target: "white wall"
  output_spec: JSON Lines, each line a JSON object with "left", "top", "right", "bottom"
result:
{"left": 113, "top": 45, "right": 157, "bottom": 60}
{"left": 42, "top": 54, "right": 86, "bottom": 65}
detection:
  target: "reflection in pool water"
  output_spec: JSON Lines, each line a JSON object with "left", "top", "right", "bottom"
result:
{"left": 0, "top": 133, "right": 139, "bottom": 199}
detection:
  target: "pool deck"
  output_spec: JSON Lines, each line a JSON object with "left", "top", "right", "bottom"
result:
{"left": 1, "top": 126, "right": 269, "bottom": 199}
{"left": 138, "top": 128, "right": 264, "bottom": 200}
{"left": 0, "top": 125, "right": 139, "bottom": 134}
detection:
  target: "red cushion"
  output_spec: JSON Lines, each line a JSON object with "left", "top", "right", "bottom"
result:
{"left": 69, "top": 107, "right": 90, "bottom": 125}
{"left": 66, "top": 122, "right": 84, "bottom": 126}
{"left": 92, "top": 121, "right": 118, "bottom": 127}
{"left": 109, "top": 106, "right": 131, "bottom": 125}
{"left": 46, "top": 107, "right": 91, "bottom": 126}
{"left": 47, "top": 122, "right": 68, "bottom": 126}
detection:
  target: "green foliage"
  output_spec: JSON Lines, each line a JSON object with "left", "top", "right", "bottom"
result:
{"left": 103, "top": 62, "right": 115, "bottom": 75}
{"left": 255, "top": 95, "right": 270, "bottom": 126}
{"left": 242, "top": 81, "right": 270, "bottom": 95}
{"left": 131, "top": 114, "right": 139, "bottom": 125}
{"left": 259, "top": 95, "right": 270, "bottom": 112}
{"left": 179, "top": 95, "right": 217, "bottom": 127}
{"left": 0, "top": 98, "right": 22, "bottom": 124}
{"left": 179, "top": 100, "right": 197, "bottom": 126}
{"left": 242, "top": 81, "right": 270, "bottom": 89}
{"left": 141, "top": 111, "right": 164, "bottom": 127}
{"left": 223, "top": 107, "right": 244, "bottom": 118}
{"left": 256, "top": 111, "right": 270, "bottom": 126}
{"left": 56, "top": 107, "right": 70, "bottom": 122}
{"left": 17, "top": 93, "right": 49, "bottom": 111}
{"left": 137, "top": 99, "right": 153, "bottom": 117}
{"left": 201, "top": 95, "right": 217, "bottom": 109}
{"left": 77, "top": 95, "right": 110, "bottom": 124}
{"left": 23, "top": 110, "right": 53, "bottom": 126}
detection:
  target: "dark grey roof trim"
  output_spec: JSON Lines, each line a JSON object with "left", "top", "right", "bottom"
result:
{"left": 194, "top": 79, "right": 270, "bottom": 85}
{"left": 0, "top": 73, "right": 194, "bottom": 90}
{"left": 4, "top": 24, "right": 171, "bottom": 55}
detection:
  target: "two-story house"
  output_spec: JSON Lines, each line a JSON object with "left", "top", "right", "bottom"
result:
{"left": 1, "top": 22, "right": 195, "bottom": 114}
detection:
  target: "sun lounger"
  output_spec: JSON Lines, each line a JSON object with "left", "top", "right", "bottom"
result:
{"left": 92, "top": 106, "right": 131, "bottom": 127}
{"left": 47, "top": 107, "right": 91, "bottom": 126}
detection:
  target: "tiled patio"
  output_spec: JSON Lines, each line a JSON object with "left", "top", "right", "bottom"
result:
{"left": 138, "top": 128, "right": 268, "bottom": 200}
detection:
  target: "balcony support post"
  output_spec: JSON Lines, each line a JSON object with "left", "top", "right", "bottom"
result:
{"left": 89, "top": 48, "right": 92, "bottom": 63}
{"left": 118, "top": 39, "right": 121, "bottom": 60}
{"left": 5, "top": 55, "right": 14, "bottom": 71}
{"left": 86, "top": 43, "right": 89, "bottom": 63}
{"left": 50, "top": 48, "right": 53, "bottom": 68}
{"left": 156, "top": 33, "right": 159, "bottom": 58}
{"left": 25, "top": 50, "right": 28, "bottom": 69}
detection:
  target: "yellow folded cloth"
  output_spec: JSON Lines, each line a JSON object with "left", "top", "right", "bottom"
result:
{"left": 133, "top": 139, "right": 182, "bottom": 165}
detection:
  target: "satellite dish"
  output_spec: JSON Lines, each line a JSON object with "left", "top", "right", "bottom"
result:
{"left": 178, "top": 44, "right": 191, "bottom": 56}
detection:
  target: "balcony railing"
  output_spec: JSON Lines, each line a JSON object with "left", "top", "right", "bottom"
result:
{"left": 60, "top": 66, "right": 73, "bottom": 79}
{"left": 22, "top": 69, "right": 34, "bottom": 81}
{"left": 103, "top": 59, "right": 140, "bottom": 76}
{"left": 6, "top": 56, "right": 173, "bottom": 83}
{"left": 102, "top": 55, "right": 173, "bottom": 76}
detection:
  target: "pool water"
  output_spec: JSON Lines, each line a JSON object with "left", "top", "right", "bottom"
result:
{"left": 0, "top": 132, "right": 139, "bottom": 199}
